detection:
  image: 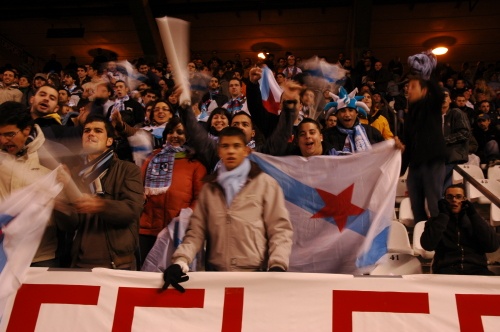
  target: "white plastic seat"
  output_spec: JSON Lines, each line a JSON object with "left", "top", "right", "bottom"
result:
{"left": 412, "top": 221, "right": 435, "bottom": 259}
{"left": 486, "top": 179, "right": 500, "bottom": 226}
{"left": 398, "top": 197, "right": 414, "bottom": 227}
{"left": 453, "top": 164, "right": 484, "bottom": 184}
{"left": 387, "top": 220, "right": 413, "bottom": 255}
{"left": 370, "top": 221, "right": 422, "bottom": 275}
{"left": 491, "top": 204, "right": 500, "bottom": 227}
{"left": 457, "top": 164, "right": 488, "bottom": 203}
{"left": 370, "top": 254, "right": 422, "bottom": 275}
{"left": 488, "top": 165, "right": 500, "bottom": 180}
{"left": 395, "top": 176, "right": 408, "bottom": 204}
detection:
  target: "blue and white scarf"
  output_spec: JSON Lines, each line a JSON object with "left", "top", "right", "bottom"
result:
{"left": 217, "top": 158, "right": 251, "bottom": 207}
{"left": 79, "top": 148, "right": 114, "bottom": 195}
{"left": 144, "top": 144, "right": 186, "bottom": 195}
{"left": 333, "top": 123, "right": 372, "bottom": 155}
{"left": 113, "top": 95, "right": 130, "bottom": 112}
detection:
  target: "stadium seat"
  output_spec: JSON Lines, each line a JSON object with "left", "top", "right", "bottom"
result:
{"left": 412, "top": 221, "right": 435, "bottom": 259}
{"left": 395, "top": 170, "right": 408, "bottom": 203}
{"left": 455, "top": 165, "right": 489, "bottom": 204}
{"left": 454, "top": 164, "right": 485, "bottom": 183}
{"left": 491, "top": 204, "right": 500, "bottom": 227}
{"left": 370, "top": 220, "right": 422, "bottom": 275}
{"left": 370, "top": 254, "right": 422, "bottom": 275}
{"left": 398, "top": 197, "right": 414, "bottom": 227}
{"left": 472, "top": 179, "right": 492, "bottom": 204}
{"left": 488, "top": 165, "right": 500, "bottom": 180}
{"left": 387, "top": 220, "right": 413, "bottom": 255}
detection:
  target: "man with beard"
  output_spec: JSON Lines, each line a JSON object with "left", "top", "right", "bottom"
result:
{"left": 30, "top": 85, "right": 62, "bottom": 127}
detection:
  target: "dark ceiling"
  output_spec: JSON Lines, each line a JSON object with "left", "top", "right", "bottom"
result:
{"left": 0, "top": 0, "right": 495, "bottom": 70}
{"left": 0, "top": 0, "right": 466, "bottom": 19}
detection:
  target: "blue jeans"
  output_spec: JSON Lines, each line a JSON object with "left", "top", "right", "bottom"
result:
{"left": 407, "top": 161, "right": 446, "bottom": 222}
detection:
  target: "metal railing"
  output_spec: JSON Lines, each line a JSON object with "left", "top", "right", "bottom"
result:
{"left": 453, "top": 165, "right": 500, "bottom": 208}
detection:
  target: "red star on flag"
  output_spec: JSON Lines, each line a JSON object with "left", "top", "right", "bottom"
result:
{"left": 311, "top": 184, "right": 364, "bottom": 232}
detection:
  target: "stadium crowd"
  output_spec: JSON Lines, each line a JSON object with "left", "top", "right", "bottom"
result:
{"left": 0, "top": 48, "right": 499, "bottom": 279}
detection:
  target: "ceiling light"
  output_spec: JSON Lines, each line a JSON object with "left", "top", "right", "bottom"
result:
{"left": 431, "top": 47, "right": 448, "bottom": 55}
{"left": 423, "top": 36, "right": 456, "bottom": 56}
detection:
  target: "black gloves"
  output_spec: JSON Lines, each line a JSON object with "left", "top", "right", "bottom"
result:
{"left": 461, "top": 200, "right": 477, "bottom": 216}
{"left": 162, "top": 264, "right": 189, "bottom": 293}
{"left": 268, "top": 266, "right": 286, "bottom": 272}
{"left": 438, "top": 199, "right": 450, "bottom": 214}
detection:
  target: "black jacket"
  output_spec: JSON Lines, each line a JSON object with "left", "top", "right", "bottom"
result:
{"left": 323, "top": 122, "right": 384, "bottom": 152}
{"left": 420, "top": 207, "right": 499, "bottom": 274}
{"left": 401, "top": 80, "right": 446, "bottom": 173}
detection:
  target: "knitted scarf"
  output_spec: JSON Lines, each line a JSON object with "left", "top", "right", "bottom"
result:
{"left": 226, "top": 95, "right": 246, "bottom": 113}
{"left": 113, "top": 95, "right": 130, "bottom": 112}
{"left": 334, "top": 122, "right": 372, "bottom": 155}
{"left": 217, "top": 158, "right": 251, "bottom": 207}
{"left": 144, "top": 144, "right": 186, "bottom": 195}
{"left": 79, "top": 148, "right": 114, "bottom": 195}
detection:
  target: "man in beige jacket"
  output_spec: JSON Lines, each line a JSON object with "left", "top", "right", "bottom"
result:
{"left": 162, "top": 126, "right": 293, "bottom": 292}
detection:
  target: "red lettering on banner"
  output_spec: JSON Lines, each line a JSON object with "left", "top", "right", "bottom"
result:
{"left": 112, "top": 288, "right": 205, "bottom": 331}
{"left": 332, "top": 290, "right": 429, "bottom": 332}
{"left": 6, "top": 284, "right": 100, "bottom": 331}
{"left": 456, "top": 294, "right": 500, "bottom": 332}
{"left": 221, "top": 288, "right": 244, "bottom": 332}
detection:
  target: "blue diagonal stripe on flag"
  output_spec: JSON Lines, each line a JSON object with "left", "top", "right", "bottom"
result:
{"left": 249, "top": 153, "right": 323, "bottom": 214}
{"left": 248, "top": 141, "right": 400, "bottom": 273}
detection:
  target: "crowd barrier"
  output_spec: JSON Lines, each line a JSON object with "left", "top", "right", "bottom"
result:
{"left": 1, "top": 268, "right": 500, "bottom": 331}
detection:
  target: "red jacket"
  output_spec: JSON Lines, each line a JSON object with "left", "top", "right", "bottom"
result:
{"left": 140, "top": 151, "right": 206, "bottom": 236}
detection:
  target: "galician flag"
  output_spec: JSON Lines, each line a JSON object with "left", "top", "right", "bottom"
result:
{"left": 248, "top": 140, "right": 400, "bottom": 274}
{"left": 0, "top": 168, "right": 63, "bottom": 318}
{"left": 258, "top": 65, "right": 282, "bottom": 115}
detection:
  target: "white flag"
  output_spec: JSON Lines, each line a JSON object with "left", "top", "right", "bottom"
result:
{"left": 0, "top": 168, "right": 63, "bottom": 317}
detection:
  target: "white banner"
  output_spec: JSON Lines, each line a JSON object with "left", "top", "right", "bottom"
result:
{"left": 1, "top": 268, "right": 500, "bottom": 331}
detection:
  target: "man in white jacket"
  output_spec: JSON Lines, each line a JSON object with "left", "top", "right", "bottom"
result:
{"left": 162, "top": 127, "right": 293, "bottom": 292}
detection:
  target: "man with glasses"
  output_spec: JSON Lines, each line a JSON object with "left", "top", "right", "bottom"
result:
{"left": 420, "top": 184, "right": 499, "bottom": 275}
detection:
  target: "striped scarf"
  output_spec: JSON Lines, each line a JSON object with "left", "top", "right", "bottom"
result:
{"left": 334, "top": 122, "right": 372, "bottom": 155}
{"left": 144, "top": 144, "right": 186, "bottom": 195}
{"left": 226, "top": 95, "right": 246, "bottom": 113}
{"left": 79, "top": 149, "right": 114, "bottom": 195}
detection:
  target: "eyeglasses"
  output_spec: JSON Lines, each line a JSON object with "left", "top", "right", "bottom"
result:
{"left": 445, "top": 194, "right": 465, "bottom": 201}
{"left": 168, "top": 129, "right": 185, "bottom": 135}
{"left": 0, "top": 130, "right": 20, "bottom": 140}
